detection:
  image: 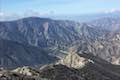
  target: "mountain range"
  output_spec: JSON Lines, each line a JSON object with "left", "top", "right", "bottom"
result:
{"left": 0, "top": 16, "right": 120, "bottom": 80}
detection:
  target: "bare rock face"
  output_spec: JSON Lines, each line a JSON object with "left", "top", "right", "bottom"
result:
{"left": 58, "top": 52, "right": 89, "bottom": 68}
{"left": 12, "top": 66, "right": 39, "bottom": 76}
{"left": 0, "top": 68, "right": 49, "bottom": 80}
{"left": 0, "top": 70, "right": 36, "bottom": 80}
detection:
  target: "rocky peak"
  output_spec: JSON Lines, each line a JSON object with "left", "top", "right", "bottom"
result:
{"left": 12, "top": 66, "right": 39, "bottom": 76}
{"left": 58, "top": 51, "right": 89, "bottom": 69}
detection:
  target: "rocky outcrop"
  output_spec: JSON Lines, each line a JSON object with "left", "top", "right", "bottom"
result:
{"left": 12, "top": 66, "right": 39, "bottom": 76}
{"left": 58, "top": 52, "right": 89, "bottom": 68}
{"left": 0, "top": 70, "right": 36, "bottom": 80}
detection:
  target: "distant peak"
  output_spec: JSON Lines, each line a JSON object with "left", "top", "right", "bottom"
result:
{"left": 19, "top": 17, "right": 52, "bottom": 21}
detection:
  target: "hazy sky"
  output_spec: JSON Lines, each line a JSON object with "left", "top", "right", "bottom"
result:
{"left": 0, "top": 0, "right": 120, "bottom": 20}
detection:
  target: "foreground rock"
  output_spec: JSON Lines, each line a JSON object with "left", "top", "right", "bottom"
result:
{"left": 12, "top": 66, "right": 40, "bottom": 76}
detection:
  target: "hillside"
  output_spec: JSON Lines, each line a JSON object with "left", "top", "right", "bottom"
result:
{"left": 0, "top": 39, "right": 57, "bottom": 68}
